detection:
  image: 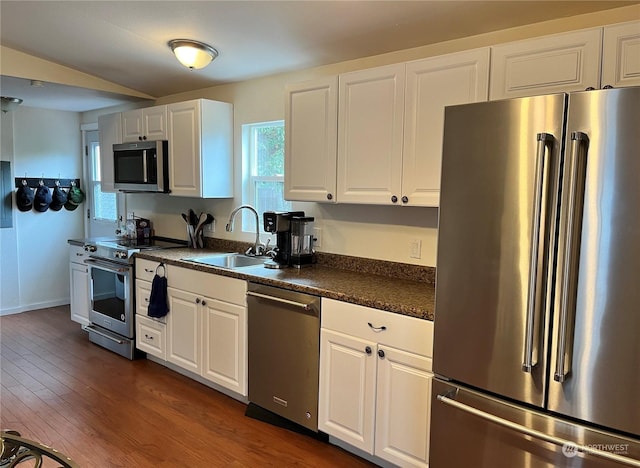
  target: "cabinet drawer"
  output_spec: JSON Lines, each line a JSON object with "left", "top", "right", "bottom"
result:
{"left": 136, "top": 258, "right": 162, "bottom": 282}
{"left": 136, "top": 315, "right": 166, "bottom": 359}
{"left": 136, "top": 279, "right": 152, "bottom": 315}
{"left": 167, "top": 265, "right": 247, "bottom": 306}
{"left": 321, "top": 298, "right": 433, "bottom": 358}
{"left": 69, "top": 245, "right": 89, "bottom": 263}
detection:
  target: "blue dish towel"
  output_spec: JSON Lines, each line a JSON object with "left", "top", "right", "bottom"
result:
{"left": 148, "top": 265, "right": 169, "bottom": 318}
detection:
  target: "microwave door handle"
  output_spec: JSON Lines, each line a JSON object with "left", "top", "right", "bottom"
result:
{"left": 142, "top": 150, "right": 148, "bottom": 183}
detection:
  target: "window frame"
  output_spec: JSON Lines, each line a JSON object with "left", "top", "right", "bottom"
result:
{"left": 241, "top": 120, "right": 290, "bottom": 233}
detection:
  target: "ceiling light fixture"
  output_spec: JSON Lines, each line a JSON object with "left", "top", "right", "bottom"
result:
{"left": 1, "top": 96, "right": 23, "bottom": 114}
{"left": 168, "top": 39, "right": 218, "bottom": 70}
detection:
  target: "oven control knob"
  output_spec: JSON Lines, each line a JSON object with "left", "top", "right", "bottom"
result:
{"left": 84, "top": 245, "right": 97, "bottom": 252}
{"left": 115, "top": 250, "right": 127, "bottom": 259}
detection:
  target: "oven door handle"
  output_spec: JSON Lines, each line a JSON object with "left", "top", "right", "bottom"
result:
{"left": 84, "top": 258, "right": 130, "bottom": 273}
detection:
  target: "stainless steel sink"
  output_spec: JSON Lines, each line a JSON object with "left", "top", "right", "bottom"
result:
{"left": 182, "top": 253, "right": 267, "bottom": 269}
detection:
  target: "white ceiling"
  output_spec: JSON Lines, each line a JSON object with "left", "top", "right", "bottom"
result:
{"left": 0, "top": 1, "right": 636, "bottom": 112}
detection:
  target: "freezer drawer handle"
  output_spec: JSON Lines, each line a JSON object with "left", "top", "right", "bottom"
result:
{"left": 523, "top": 132, "right": 554, "bottom": 373}
{"left": 554, "top": 131, "right": 589, "bottom": 383}
{"left": 437, "top": 393, "right": 640, "bottom": 467}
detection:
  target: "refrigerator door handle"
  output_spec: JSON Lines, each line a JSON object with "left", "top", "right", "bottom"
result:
{"left": 554, "top": 131, "right": 589, "bottom": 383}
{"left": 437, "top": 393, "right": 640, "bottom": 467}
{"left": 523, "top": 132, "right": 554, "bottom": 373}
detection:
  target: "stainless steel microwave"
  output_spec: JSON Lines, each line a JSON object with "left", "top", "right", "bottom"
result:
{"left": 113, "top": 140, "right": 169, "bottom": 192}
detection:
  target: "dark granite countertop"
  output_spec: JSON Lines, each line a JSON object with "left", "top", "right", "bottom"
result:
{"left": 134, "top": 248, "right": 435, "bottom": 321}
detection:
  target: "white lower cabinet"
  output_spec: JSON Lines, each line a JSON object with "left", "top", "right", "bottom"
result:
{"left": 69, "top": 245, "right": 90, "bottom": 326}
{"left": 166, "top": 287, "right": 202, "bottom": 374}
{"left": 201, "top": 298, "right": 246, "bottom": 394}
{"left": 134, "top": 259, "right": 248, "bottom": 398}
{"left": 319, "top": 298, "right": 434, "bottom": 467}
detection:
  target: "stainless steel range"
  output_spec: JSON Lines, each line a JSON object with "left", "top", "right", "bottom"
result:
{"left": 82, "top": 237, "right": 184, "bottom": 359}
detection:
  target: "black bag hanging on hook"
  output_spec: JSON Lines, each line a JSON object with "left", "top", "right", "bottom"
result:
{"left": 148, "top": 263, "right": 169, "bottom": 318}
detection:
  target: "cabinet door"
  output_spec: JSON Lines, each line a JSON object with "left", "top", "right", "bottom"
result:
{"left": 201, "top": 298, "right": 247, "bottom": 396}
{"left": 374, "top": 345, "right": 433, "bottom": 468}
{"left": 337, "top": 64, "right": 405, "bottom": 205}
{"left": 97, "top": 112, "right": 122, "bottom": 192}
{"left": 490, "top": 28, "right": 602, "bottom": 100}
{"left": 284, "top": 77, "right": 338, "bottom": 203}
{"left": 121, "top": 109, "right": 143, "bottom": 142}
{"left": 69, "top": 261, "right": 90, "bottom": 326}
{"left": 143, "top": 106, "right": 168, "bottom": 141}
{"left": 319, "top": 328, "right": 377, "bottom": 453}
{"left": 167, "top": 100, "right": 202, "bottom": 197}
{"left": 166, "top": 287, "right": 201, "bottom": 373}
{"left": 403, "top": 49, "right": 489, "bottom": 207}
{"left": 602, "top": 21, "right": 640, "bottom": 88}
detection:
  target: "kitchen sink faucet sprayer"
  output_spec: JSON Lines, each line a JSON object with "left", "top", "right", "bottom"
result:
{"left": 226, "top": 205, "right": 266, "bottom": 256}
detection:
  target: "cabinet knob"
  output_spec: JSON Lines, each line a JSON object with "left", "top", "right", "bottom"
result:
{"left": 391, "top": 195, "right": 398, "bottom": 203}
{"left": 378, "top": 349, "right": 385, "bottom": 359}
{"left": 195, "top": 298, "right": 201, "bottom": 304}
{"left": 327, "top": 193, "right": 333, "bottom": 201}
{"left": 201, "top": 300, "right": 207, "bottom": 306}
{"left": 585, "top": 87, "right": 596, "bottom": 91}
{"left": 138, "top": 136, "right": 143, "bottom": 141}
{"left": 603, "top": 85, "right": 614, "bottom": 89}
{"left": 401, "top": 196, "right": 408, "bottom": 204}
{"left": 365, "top": 346, "right": 372, "bottom": 355}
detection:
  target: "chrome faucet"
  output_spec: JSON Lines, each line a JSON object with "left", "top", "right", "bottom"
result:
{"left": 225, "top": 205, "right": 266, "bottom": 256}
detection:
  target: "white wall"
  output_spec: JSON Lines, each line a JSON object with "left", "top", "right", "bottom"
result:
{"left": 0, "top": 107, "right": 84, "bottom": 314}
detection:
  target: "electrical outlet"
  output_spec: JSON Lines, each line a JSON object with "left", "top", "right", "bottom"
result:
{"left": 409, "top": 239, "right": 422, "bottom": 259}
{"left": 204, "top": 219, "right": 215, "bottom": 233}
{"left": 313, "top": 227, "right": 322, "bottom": 248}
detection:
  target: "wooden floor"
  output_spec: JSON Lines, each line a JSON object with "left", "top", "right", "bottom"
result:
{"left": 0, "top": 306, "right": 375, "bottom": 467}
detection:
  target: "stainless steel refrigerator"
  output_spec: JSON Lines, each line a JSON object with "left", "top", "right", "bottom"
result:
{"left": 430, "top": 87, "right": 640, "bottom": 468}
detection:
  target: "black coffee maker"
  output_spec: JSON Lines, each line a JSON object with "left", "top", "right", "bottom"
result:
{"left": 263, "top": 211, "right": 311, "bottom": 268}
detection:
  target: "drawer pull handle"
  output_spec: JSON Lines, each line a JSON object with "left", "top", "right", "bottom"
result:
{"left": 145, "top": 334, "right": 154, "bottom": 340}
{"left": 368, "top": 322, "right": 387, "bottom": 332}
{"left": 144, "top": 268, "right": 154, "bottom": 273}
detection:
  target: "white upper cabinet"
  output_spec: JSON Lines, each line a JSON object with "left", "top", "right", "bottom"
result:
{"left": 97, "top": 112, "right": 122, "bottom": 193}
{"left": 286, "top": 51, "right": 489, "bottom": 207}
{"left": 284, "top": 77, "right": 338, "bottom": 203}
{"left": 122, "top": 105, "right": 168, "bottom": 142}
{"left": 167, "top": 99, "right": 233, "bottom": 198}
{"left": 403, "top": 49, "right": 490, "bottom": 206}
{"left": 337, "top": 64, "right": 406, "bottom": 205}
{"left": 602, "top": 20, "right": 640, "bottom": 88}
{"left": 490, "top": 28, "right": 602, "bottom": 100}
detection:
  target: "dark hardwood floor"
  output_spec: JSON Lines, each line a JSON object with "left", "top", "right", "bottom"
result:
{"left": 1, "top": 306, "right": 375, "bottom": 467}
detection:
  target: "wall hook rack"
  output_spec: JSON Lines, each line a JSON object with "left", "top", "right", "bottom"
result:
{"left": 14, "top": 177, "right": 81, "bottom": 189}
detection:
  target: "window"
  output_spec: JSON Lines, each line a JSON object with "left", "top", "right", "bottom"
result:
{"left": 89, "top": 140, "right": 117, "bottom": 221}
{"left": 242, "top": 120, "right": 291, "bottom": 232}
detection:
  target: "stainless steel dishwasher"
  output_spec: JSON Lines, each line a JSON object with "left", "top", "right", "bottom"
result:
{"left": 247, "top": 283, "right": 321, "bottom": 432}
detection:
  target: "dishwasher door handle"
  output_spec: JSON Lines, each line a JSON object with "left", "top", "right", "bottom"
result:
{"left": 246, "top": 291, "right": 315, "bottom": 311}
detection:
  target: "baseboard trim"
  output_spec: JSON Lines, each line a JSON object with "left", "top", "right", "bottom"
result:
{"left": 0, "top": 299, "right": 70, "bottom": 316}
